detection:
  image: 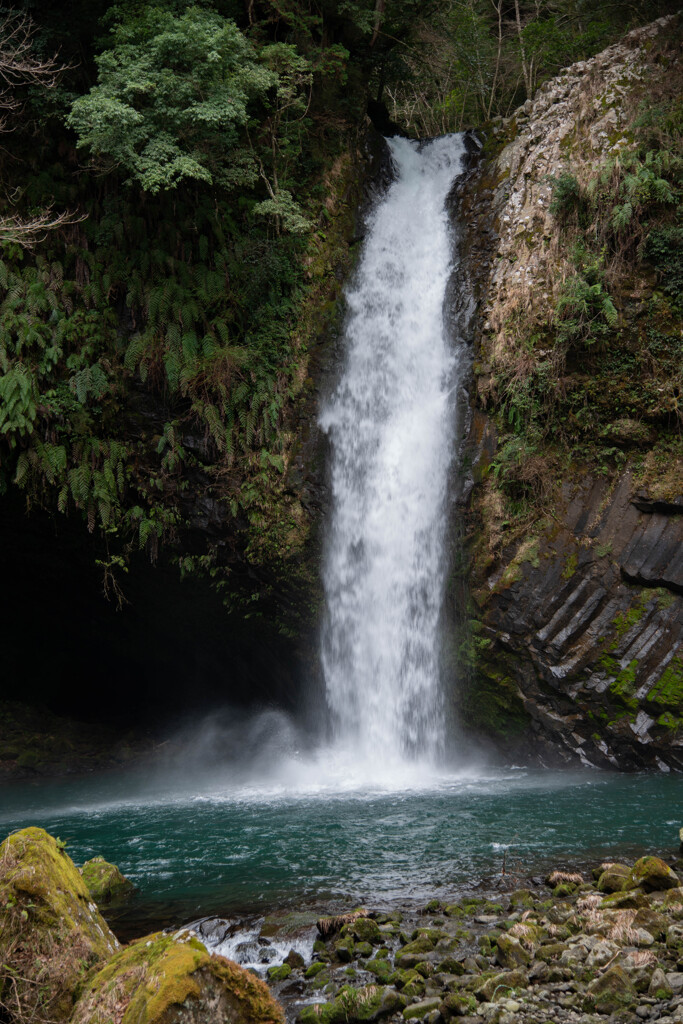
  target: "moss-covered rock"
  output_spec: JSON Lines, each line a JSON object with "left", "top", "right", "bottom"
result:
{"left": 268, "top": 964, "right": 292, "bottom": 981}
{"left": 299, "top": 985, "right": 403, "bottom": 1024}
{"left": 508, "top": 889, "right": 535, "bottom": 909}
{"left": 0, "top": 827, "right": 119, "bottom": 1022}
{"left": 402, "top": 997, "right": 441, "bottom": 1019}
{"left": 584, "top": 965, "right": 637, "bottom": 1013}
{"left": 630, "top": 856, "right": 680, "bottom": 892}
{"left": 439, "top": 992, "right": 477, "bottom": 1019}
{"left": 334, "top": 935, "right": 355, "bottom": 962}
{"left": 348, "top": 917, "right": 383, "bottom": 945}
{"left": 80, "top": 854, "right": 135, "bottom": 903}
{"left": 597, "top": 864, "right": 632, "bottom": 893}
{"left": 305, "top": 962, "right": 328, "bottom": 979}
{"left": 72, "top": 930, "right": 285, "bottom": 1024}
{"left": 495, "top": 933, "right": 530, "bottom": 970}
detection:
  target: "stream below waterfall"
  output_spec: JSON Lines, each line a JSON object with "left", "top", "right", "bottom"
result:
{"left": 0, "top": 767, "right": 678, "bottom": 937}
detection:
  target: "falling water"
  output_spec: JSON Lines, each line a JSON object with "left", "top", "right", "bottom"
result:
{"left": 320, "top": 134, "right": 468, "bottom": 768}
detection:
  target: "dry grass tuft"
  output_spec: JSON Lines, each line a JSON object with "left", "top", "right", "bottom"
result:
{"left": 547, "top": 870, "right": 584, "bottom": 886}
{"left": 316, "top": 910, "right": 366, "bottom": 940}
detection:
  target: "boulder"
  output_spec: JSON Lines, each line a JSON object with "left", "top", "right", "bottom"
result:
{"left": 0, "top": 826, "right": 119, "bottom": 1022}
{"left": 630, "top": 856, "right": 680, "bottom": 892}
{"left": 649, "top": 968, "right": 674, "bottom": 999}
{"left": 299, "top": 985, "right": 404, "bottom": 1024}
{"left": 402, "top": 997, "right": 442, "bottom": 1019}
{"left": 476, "top": 969, "right": 529, "bottom": 1002}
{"left": 348, "top": 918, "right": 383, "bottom": 945}
{"left": 597, "top": 864, "right": 632, "bottom": 893}
{"left": 439, "top": 993, "right": 477, "bottom": 1019}
{"left": 72, "top": 930, "right": 285, "bottom": 1024}
{"left": 585, "top": 965, "right": 637, "bottom": 1014}
{"left": 80, "top": 854, "right": 135, "bottom": 903}
{"left": 495, "top": 933, "right": 530, "bottom": 970}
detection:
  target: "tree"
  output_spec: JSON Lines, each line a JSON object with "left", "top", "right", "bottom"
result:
{"left": 67, "top": 6, "right": 276, "bottom": 194}
{"left": 0, "top": 10, "right": 74, "bottom": 247}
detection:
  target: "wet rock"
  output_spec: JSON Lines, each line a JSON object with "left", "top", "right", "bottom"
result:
{"left": 80, "top": 854, "right": 135, "bottom": 903}
{"left": 0, "top": 826, "right": 119, "bottom": 1022}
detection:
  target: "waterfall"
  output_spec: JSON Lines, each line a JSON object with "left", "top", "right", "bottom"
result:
{"left": 319, "top": 134, "right": 467, "bottom": 769}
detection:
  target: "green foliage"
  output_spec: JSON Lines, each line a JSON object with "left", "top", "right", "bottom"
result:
{"left": 548, "top": 172, "right": 583, "bottom": 222}
{"left": 68, "top": 7, "right": 274, "bottom": 193}
{"left": 555, "top": 274, "right": 618, "bottom": 348}
{"left": 646, "top": 226, "right": 683, "bottom": 310}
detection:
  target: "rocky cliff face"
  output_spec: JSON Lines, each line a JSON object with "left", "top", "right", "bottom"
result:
{"left": 456, "top": 17, "right": 683, "bottom": 771}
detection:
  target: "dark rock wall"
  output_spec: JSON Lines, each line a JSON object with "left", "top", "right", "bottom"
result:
{"left": 453, "top": 18, "right": 683, "bottom": 771}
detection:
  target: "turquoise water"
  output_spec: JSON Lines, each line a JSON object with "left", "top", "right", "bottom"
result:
{"left": 0, "top": 765, "right": 679, "bottom": 932}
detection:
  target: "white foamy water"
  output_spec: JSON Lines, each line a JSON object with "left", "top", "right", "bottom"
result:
{"left": 320, "top": 134, "right": 467, "bottom": 767}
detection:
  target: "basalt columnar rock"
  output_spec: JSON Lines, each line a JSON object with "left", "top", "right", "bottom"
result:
{"left": 455, "top": 16, "right": 683, "bottom": 770}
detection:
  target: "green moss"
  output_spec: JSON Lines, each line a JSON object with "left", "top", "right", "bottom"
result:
{"left": 657, "top": 711, "right": 683, "bottom": 730}
{"left": 72, "top": 931, "right": 285, "bottom": 1024}
{"left": 267, "top": 963, "right": 292, "bottom": 981}
{"left": 649, "top": 657, "right": 683, "bottom": 709}
{"left": 0, "top": 828, "right": 120, "bottom": 1022}
{"left": 609, "top": 660, "right": 639, "bottom": 710}
{"left": 305, "top": 962, "right": 327, "bottom": 979}
{"left": 561, "top": 552, "right": 578, "bottom": 580}
{"left": 460, "top": 662, "right": 530, "bottom": 739}
{"left": 80, "top": 855, "right": 134, "bottom": 904}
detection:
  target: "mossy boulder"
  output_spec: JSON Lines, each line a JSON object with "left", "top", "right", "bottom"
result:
{"left": 334, "top": 935, "right": 355, "bottom": 962}
{"left": 436, "top": 957, "right": 466, "bottom": 976}
{"left": 402, "top": 997, "right": 441, "bottom": 1019}
{"left": 439, "top": 993, "right": 477, "bottom": 1019}
{"left": 305, "top": 962, "right": 327, "bottom": 979}
{"left": 80, "top": 855, "right": 135, "bottom": 903}
{"left": 597, "top": 863, "right": 632, "bottom": 893}
{"left": 268, "top": 964, "right": 292, "bottom": 981}
{"left": 476, "top": 969, "right": 528, "bottom": 1002}
{"left": 508, "top": 889, "right": 535, "bottom": 909}
{"left": 364, "top": 958, "right": 392, "bottom": 980}
{"left": 71, "top": 930, "right": 285, "bottom": 1024}
{"left": 585, "top": 966, "right": 637, "bottom": 1013}
{"left": 0, "top": 826, "right": 119, "bottom": 1022}
{"left": 395, "top": 934, "right": 435, "bottom": 968}
{"left": 494, "top": 933, "right": 530, "bottom": 970}
{"left": 630, "top": 856, "right": 680, "bottom": 892}
{"left": 299, "top": 985, "right": 403, "bottom": 1024}
{"left": 348, "top": 917, "right": 383, "bottom": 945}
{"left": 648, "top": 968, "right": 673, "bottom": 999}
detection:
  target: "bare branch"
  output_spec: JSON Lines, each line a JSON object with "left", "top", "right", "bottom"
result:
{"left": 0, "top": 207, "right": 86, "bottom": 249}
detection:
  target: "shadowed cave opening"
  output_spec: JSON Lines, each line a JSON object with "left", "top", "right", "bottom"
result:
{"left": 0, "top": 494, "right": 304, "bottom": 734}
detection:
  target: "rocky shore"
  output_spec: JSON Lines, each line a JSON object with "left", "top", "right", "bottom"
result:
{"left": 3, "top": 827, "right": 683, "bottom": 1024}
